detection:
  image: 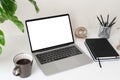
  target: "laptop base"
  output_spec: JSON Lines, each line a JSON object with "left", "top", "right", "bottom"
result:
{"left": 34, "top": 46, "right": 92, "bottom": 75}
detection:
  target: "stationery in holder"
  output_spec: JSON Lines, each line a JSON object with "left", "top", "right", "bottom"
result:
{"left": 85, "top": 38, "right": 119, "bottom": 68}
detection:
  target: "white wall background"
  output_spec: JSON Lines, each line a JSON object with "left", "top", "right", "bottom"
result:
{"left": 0, "top": 0, "right": 120, "bottom": 37}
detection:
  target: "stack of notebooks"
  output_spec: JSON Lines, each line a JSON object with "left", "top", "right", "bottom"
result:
{"left": 85, "top": 38, "right": 119, "bottom": 68}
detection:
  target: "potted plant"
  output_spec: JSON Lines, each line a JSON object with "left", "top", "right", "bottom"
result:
{"left": 0, "top": 0, "right": 39, "bottom": 54}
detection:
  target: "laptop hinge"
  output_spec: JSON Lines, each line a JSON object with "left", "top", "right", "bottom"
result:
{"left": 33, "top": 42, "right": 74, "bottom": 54}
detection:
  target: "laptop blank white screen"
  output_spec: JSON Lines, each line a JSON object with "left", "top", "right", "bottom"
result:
{"left": 26, "top": 15, "right": 73, "bottom": 51}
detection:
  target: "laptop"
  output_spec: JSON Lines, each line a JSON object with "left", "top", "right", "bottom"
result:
{"left": 26, "top": 14, "right": 92, "bottom": 75}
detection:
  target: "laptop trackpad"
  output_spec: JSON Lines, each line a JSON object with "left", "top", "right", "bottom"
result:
{"left": 40, "top": 54, "right": 92, "bottom": 75}
{"left": 55, "top": 54, "right": 92, "bottom": 70}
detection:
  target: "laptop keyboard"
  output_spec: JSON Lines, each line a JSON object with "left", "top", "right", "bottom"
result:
{"left": 36, "top": 46, "right": 82, "bottom": 64}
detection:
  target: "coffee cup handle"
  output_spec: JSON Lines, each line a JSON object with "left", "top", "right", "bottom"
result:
{"left": 13, "top": 66, "right": 21, "bottom": 76}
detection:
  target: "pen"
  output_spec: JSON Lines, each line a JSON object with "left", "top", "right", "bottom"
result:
{"left": 97, "top": 16, "right": 103, "bottom": 26}
{"left": 100, "top": 15, "right": 105, "bottom": 26}
{"left": 108, "top": 17, "right": 117, "bottom": 27}
{"left": 106, "top": 14, "right": 109, "bottom": 27}
{"left": 97, "top": 14, "right": 117, "bottom": 28}
{"left": 109, "top": 22, "right": 116, "bottom": 27}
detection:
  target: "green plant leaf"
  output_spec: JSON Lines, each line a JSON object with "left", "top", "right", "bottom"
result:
{"left": 0, "top": 29, "right": 5, "bottom": 46}
{"left": 0, "top": 0, "right": 40, "bottom": 55}
{"left": 0, "top": 0, "right": 17, "bottom": 16}
{"left": 0, "top": 7, "right": 8, "bottom": 23}
{"left": 0, "top": 15, "right": 6, "bottom": 23}
{"left": 28, "top": 0, "right": 40, "bottom": 13}
{"left": 9, "top": 16, "right": 24, "bottom": 32}
{"left": 0, "top": 46, "right": 2, "bottom": 55}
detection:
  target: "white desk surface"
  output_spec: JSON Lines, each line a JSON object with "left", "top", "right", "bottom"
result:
{"left": 0, "top": 28, "right": 120, "bottom": 80}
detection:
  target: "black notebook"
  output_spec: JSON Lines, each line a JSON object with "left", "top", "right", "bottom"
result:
{"left": 85, "top": 38, "right": 119, "bottom": 61}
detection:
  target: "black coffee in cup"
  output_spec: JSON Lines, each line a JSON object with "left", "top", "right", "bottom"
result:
{"left": 17, "top": 59, "right": 31, "bottom": 65}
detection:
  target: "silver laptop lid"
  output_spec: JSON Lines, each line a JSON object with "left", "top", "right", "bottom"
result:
{"left": 26, "top": 14, "right": 74, "bottom": 53}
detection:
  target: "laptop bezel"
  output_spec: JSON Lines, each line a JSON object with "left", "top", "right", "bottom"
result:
{"left": 25, "top": 14, "right": 75, "bottom": 53}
